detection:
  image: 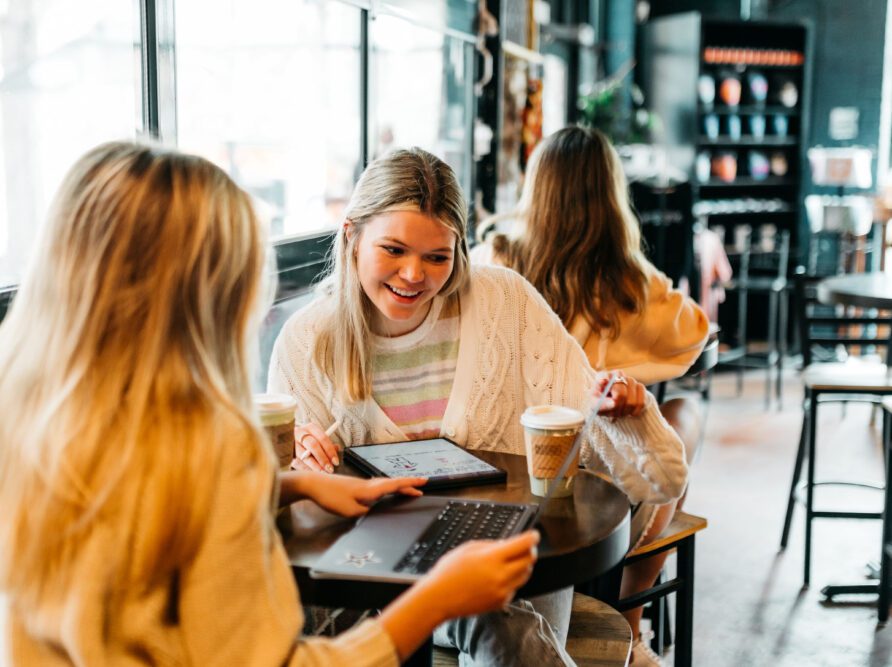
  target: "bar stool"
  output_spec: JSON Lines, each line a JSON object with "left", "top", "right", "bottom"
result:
{"left": 779, "top": 267, "right": 892, "bottom": 589}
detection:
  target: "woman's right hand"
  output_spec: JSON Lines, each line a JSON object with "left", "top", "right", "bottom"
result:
{"left": 421, "top": 531, "right": 539, "bottom": 619}
{"left": 292, "top": 422, "right": 340, "bottom": 474}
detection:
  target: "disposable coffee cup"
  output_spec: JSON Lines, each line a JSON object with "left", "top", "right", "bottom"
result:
{"left": 520, "top": 406, "right": 585, "bottom": 498}
{"left": 254, "top": 393, "right": 298, "bottom": 469}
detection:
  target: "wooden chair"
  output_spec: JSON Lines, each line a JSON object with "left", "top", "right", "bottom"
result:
{"left": 618, "top": 511, "right": 707, "bottom": 667}
{"left": 432, "top": 592, "right": 632, "bottom": 666}
{"left": 581, "top": 511, "right": 707, "bottom": 667}
{"left": 778, "top": 267, "right": 892, "bottom": 591}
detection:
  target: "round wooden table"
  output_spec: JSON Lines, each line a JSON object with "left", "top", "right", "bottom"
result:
{"left": 817, "top": 272, "right": 892, "bottom": 309}
{"left": 281, "top": 450, "right": 631, "bottom": 610}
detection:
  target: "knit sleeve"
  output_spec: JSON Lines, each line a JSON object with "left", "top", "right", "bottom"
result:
{"left": 511, "top": 271, "right": 689, "bottom": 504}
{"left": 267, "top": 304, "right": 336, "bottom": 430}
{"left": 179, "top": 438, "right": 398, "bottom": 667}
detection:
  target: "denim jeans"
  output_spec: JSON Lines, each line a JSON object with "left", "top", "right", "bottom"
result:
{"left": 432, "top": 586, "right": 575, "bottom": 666}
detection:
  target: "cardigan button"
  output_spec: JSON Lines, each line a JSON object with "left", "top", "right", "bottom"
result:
{"left": 446, "top": 428, "right": 456, "bottom": 437}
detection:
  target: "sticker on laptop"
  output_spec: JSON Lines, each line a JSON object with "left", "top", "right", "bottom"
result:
{"left": 339, "top": 551, "right": 382, "bottom": 568}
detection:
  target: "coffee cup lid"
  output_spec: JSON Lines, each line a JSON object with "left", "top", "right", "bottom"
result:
{"left": 520, "top": 405, "right": 585, "bottom": 430}
{"left": 253, "top": 393, "right": 297, "bottom": 413}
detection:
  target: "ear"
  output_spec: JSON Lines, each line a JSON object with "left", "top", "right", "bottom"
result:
{"left": 344, "top": 219, "right": 355, "bottom": 243}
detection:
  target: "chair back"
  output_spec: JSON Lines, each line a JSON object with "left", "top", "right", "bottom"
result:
{"left": 630, "top": 178, "right": 694, "bottom": 289}
{"left": 794, "top": 265, "right": 892, "bottom": 368}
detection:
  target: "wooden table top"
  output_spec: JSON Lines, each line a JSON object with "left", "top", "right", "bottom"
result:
{"left": 818, "top": 272, "right": 892, "bottom": 309}
{"left": 281, "top": 450, "right": 631, "bottom": 609}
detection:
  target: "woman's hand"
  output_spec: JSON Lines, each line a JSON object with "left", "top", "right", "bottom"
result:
{"left": 594, "top": 371, "right": 647, "bottom": 419}
{"left": 292, "top": 422, "right": 340, "bottom": 473}
{"left": 301, "top": 474, "right": 427, "bottom": 518}
{"left": 419, "top": 531, "right": 539, "bottom": 619}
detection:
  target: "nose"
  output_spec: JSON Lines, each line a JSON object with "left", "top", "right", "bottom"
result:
{"left": 399, "top": 256, "right": 424, "bottom": 284}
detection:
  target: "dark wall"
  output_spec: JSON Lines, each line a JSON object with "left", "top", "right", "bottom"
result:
{"left": 648, "top": 0, "right": 889, "bottom": 191}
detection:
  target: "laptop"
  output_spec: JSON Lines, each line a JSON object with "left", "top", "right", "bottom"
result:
{"left": 309, "top": 376, "right": 618, "bottom": 584}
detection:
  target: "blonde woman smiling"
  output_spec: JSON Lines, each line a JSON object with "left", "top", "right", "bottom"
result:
{"left": 0, "top": 142, "right": 539, "bottom": 666}
{"left": 269, "top": 147, "right": 688, "bottom": 666}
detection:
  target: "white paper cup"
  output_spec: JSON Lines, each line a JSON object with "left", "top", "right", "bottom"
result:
{"left": 254, "top": 393, "right": 297, "bottom": 469}
{"left": 520, "top": 406, "right": 585, "bottom": 497}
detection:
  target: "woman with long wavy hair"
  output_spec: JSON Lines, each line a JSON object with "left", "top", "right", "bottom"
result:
{"left": 0, "top": 142, "right": 540, "bottom": 666}
{"left": 477, "top": 126, "right": 708, "bottom": 667}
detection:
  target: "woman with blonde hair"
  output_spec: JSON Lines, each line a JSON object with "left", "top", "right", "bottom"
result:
{"left": 269, "top": 147, "right": 689, "bottom": 665}
{"left": 476, "top": 125, "right": 709, "bottom": 666}
{"left": 0, "top": 141, "right": 541, "bottom": 666}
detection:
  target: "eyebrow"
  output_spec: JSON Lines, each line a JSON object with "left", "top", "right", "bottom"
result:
{"left": 379, "top": 236, "right": 454, "bottom": 253}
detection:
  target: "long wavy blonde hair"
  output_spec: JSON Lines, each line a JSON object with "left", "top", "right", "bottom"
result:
{"left": 0, "top": 142, "right": 272, "bottom": 612}
{"left": 313, "top": 148, "right": 471, "bottom": 402}
{"left": 491, "top": 126, "right": 649, "bottom": 337}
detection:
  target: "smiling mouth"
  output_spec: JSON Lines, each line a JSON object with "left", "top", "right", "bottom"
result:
{"left": 385, "top": 283, "right": 423, "bottom": 299}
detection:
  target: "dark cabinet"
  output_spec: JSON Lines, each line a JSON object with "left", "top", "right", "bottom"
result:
{"left": 640, "top": 12, "right": 811, "bottom": 339}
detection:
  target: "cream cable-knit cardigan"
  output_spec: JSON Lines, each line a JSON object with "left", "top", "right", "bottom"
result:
{"left": 270, "top": 266, "right": 688, "bottom": 505}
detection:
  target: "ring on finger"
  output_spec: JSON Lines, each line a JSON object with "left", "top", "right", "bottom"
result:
{"left": 613, "top": 375, "right": 628, "bottom": 386}
{"left": 298, "top": 432, "right": 315, "bottom": 447}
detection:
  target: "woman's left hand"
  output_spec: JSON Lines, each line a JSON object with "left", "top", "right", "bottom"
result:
{"left": 593, "top": 371, "right": 647, "bottom": 419}
{"left": 303, "top": 474, "right": 428, "bottom": 518}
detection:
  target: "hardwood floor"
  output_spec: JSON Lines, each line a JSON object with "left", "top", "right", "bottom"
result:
{"left": 678, "top": 368, "right": 892, "bottom": 666}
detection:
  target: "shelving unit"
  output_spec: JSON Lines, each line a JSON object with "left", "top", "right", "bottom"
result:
{"left": 640, "top": 12, "right": 811, "bottom": 342}
{"left": 640, "top": 13, "right": 810, "bottom": 255}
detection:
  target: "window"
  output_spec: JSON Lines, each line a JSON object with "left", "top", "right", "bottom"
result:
{"left": 174, "top": 0, "right": 362, "bottom": 240}
{"left": 0, "top": 0, "right": 140, "bottom": 287}
{"left": 370, "top": 12, "right": 475, "bottom": 196}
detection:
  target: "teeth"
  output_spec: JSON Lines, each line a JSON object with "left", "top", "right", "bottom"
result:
{"left": 387, "top": 284, "right": 421, "bottom": 298}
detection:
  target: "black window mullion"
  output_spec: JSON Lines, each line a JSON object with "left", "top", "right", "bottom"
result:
{"left": 360, "top": 8, "right": 370, "bottom": 169}
{"left": 140, "top": 0, "right": 160, "bottom": 138}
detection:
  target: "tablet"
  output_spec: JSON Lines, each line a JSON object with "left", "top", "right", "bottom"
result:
{"left": 345, "top": 437, "right": 507, "bottom": 489}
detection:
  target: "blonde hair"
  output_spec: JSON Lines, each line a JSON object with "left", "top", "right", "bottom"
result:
{"left": 313, "top": 148, "right": 470, "bottom": 402}
{"left": 0, "top": 142, "right": 272, "bottom": 611}
{"left": 492, "top": 126, "right": 649, "bottom": 336}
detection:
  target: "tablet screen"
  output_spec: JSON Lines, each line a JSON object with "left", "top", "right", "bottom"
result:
{"left": 347, "top": 437, "right": 504, "bottom": 484}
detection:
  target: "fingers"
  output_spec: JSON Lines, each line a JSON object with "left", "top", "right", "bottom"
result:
{"left": 295, "top": 423, "right": 339, "bottom": 473}
{"left": 631, "top": 382, "right": 647, "bottom": 417}
{"left": 489, "top": 530, "right": 540, "bottom": 561}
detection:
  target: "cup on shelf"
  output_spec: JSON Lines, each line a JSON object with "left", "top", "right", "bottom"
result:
{"left": 712, "top": 152, "right": 737, "bottom": 183}
{"left": 749, "top": 114, "right": 766, "bottom": 140}
{"left": 759, "top": 224, "right": 777, "bottom": 252}
{"left": 779, "top": 80, "right": 799, "bottom": 108}
{"left": 698, "top": 74, "right": 716, "bottom": 107}
{"left": 704, "top": 113, "right": 720, "bottom": 140}
{"left": 770, "top": 151, "right": 789, "bottom": 176}
{"left": 727, "top": 114, "right": 742, "bottom": 141}
{"left": 748, "top": 150, "right": 770, "bottom": 181}
{"left": 696, "top": 151, "right": 712, "bottom": 183}
{"left": 719, "top": 76, "right": 742, "bottom": 107}
{"left": 772, "top": 114, "right": 789, "bottom": 137}
{"left": 734, "top": 224, "right": 752, "bottom": 252}
{"left": 747, "top": 72, "right": 769, "bottom": 106}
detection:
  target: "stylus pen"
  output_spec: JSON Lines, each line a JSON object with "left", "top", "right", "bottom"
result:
{"left": 297, "top": 418, "right": 343, "bottom": 468}
{"left": 325, "top": 418, "right": 342, "bottom": 437}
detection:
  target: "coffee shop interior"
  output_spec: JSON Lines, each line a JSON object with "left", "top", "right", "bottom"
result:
{"left": 4, "top": 0, "right": 892, "bottom": 665}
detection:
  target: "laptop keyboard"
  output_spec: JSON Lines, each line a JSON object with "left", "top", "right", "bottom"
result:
{"left": 394, "top": 500, "right": 529, "bottom": 575}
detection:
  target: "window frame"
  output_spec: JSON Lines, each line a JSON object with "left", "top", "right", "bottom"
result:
{"left": 0, "top": 0, "right": 479, "bottom": 314}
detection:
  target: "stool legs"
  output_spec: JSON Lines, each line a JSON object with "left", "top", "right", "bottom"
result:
{"left": 675, "top": 537, "right": 695, "bottom": 667}
{"left": 804, "top": 392, "right": 818, "bottom": 587}
{"left": 780, "top": 410, "right": 808, "bottom": 549}
{"left": 880, "top": 411, "right": 892, "bottom": 622}
{"left": 766, "top": 290, "right": 778, "bottom": 410}
{"left": 777, "top": 288, "right": 788, "bottom": 410}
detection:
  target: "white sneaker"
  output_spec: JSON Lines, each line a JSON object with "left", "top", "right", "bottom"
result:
{"left": 630, "top": 636, "right": 663, "bottom": 667}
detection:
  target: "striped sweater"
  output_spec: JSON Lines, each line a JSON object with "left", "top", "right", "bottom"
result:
{"left": 371, "top": 298, "right": 460, "bottom": 439}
